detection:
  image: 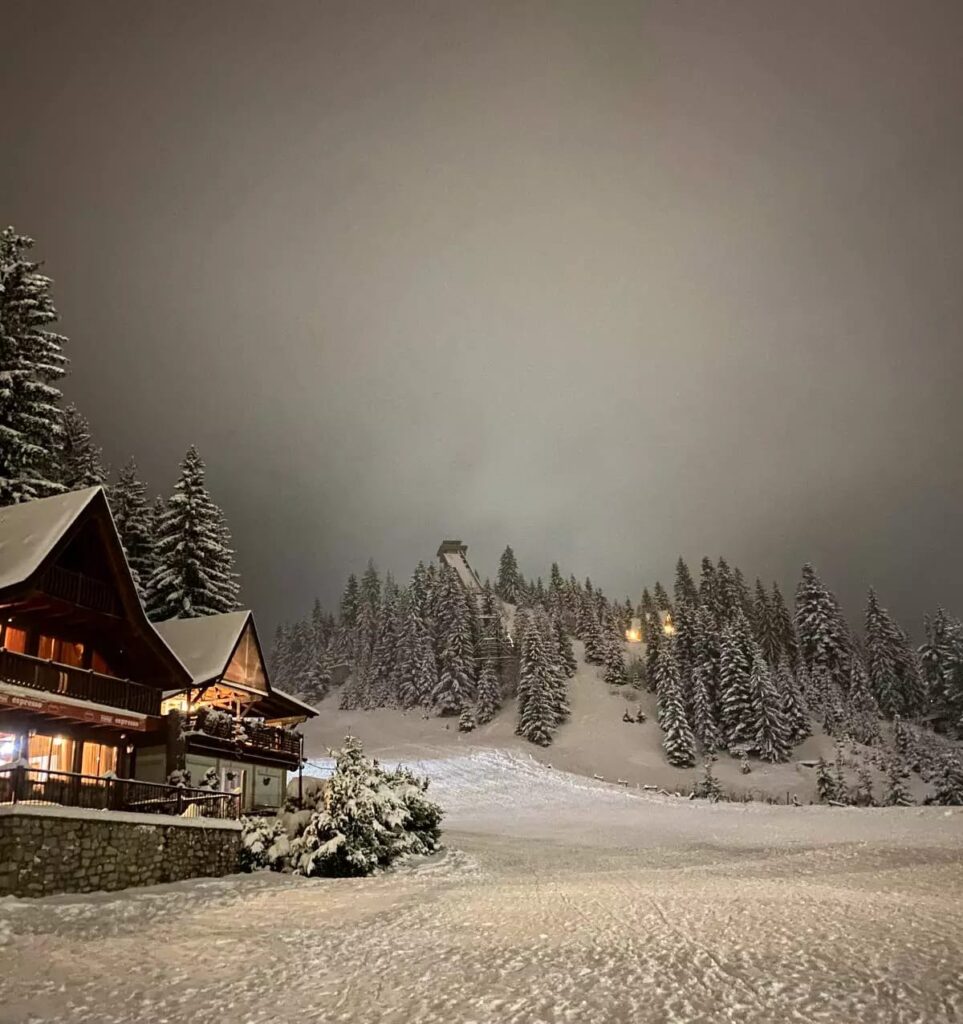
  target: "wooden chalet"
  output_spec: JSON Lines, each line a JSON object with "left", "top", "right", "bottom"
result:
{"left": 146, "top": 610, "right": 316, "bottom": 812}
{"left": 0, "top": 487, "right": 196, "bottom": 797}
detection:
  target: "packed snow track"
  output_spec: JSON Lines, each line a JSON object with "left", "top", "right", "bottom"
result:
{"left": 2, "top": 752, "right": 961, "bottom": 1023}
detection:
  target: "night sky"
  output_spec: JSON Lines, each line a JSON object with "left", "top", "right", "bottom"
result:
{"left": 3, "top": 1, "right": 962, "bottom": 636}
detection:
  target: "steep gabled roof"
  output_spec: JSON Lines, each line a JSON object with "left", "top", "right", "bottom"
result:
{"left": 0, "top": 487, "right": 192, "bottom": 689}
{"left": 0, "top": 486, "right": 101, "bottom": 590}
{"left": 154, "top": 610, "right": 251, "bottom": 688}
{"left": 154, "top": 609, "right": 317, "bottom": 719}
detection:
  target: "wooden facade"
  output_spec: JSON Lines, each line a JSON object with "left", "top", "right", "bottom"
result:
{"left": 0, "top": 488, "right": 192, "bottom": 786}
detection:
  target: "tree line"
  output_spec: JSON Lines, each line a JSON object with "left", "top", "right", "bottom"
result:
{"left": 0, "top": 226, "right": 240, "bottom": 621}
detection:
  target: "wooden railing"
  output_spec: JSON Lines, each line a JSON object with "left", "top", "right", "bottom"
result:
{"left": 0, "top": 765, "right": 240, "bottom": 819}
{"left": 41, "top": 565, "right": 121, "bottom": 616}
{"left": 0, "top": 649, "right": 159, "bottom": 716}
{"left": 185, "top": 711, "right": 302, "bottom": 760}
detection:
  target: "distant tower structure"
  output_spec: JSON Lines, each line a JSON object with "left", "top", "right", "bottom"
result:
{"left": 436, "top": 539, "right": 518, "bottom": 685}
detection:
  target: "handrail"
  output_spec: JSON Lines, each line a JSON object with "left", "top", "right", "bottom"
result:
{"left": 184, "top": 711, "right": 302, "bottom": 758}
{"left": 0, "top": 648, "right": 160, "bottom": 716}
{"left": 0, "top": 764, "right": 240, "bottom": 819}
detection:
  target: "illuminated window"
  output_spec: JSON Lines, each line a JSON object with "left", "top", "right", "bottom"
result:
{"left": 223, "top": 624, "right": 267, "bottom": 692}
{"left": 0, "top": 731, "right": 21, "bottom": 766}
{"left": 80, "top": 741, "right": 117, "bottom": 776}
{"left": 37, "top": 636, "right": 85, "bottom": 667}
{"left": 27, "top": 733, "right": 76, "bottom": 773}
{"left": 3, "top": 626, "right": 28, "bottom": 654}
{"left": 91, "top": 650, "right": 111, "bottom": 675}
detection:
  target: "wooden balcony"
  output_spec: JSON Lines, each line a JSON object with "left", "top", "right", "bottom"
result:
{"left": 40, "top": 565, "right": 121, "bottom": 617}
{"left": 0, "top": 648, "right": 159, "bottom": 716}
{"left": 184, "top": 711, "right": 302, "bottom": 762}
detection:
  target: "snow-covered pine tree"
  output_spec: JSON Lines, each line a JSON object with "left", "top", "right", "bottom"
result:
{"left": 770, "top": 581, "right": 799, "bottom": 670}
{"left": 0, "top": 227, "right": 68, "bottom": 505}
{"left": 918, "top": 609, "right": 963, "bottom": 730}
{"left": 496, "top": 545, "right": 522, "bottom": 603}
{"left": 884, "top": 755, "right": 913, "bottom": 806}
{"left": 359, "top": 559, "right": 381, "bottom": 614}
{"left": 602, "top": 615, "right": 627, "bottom": 686}
{"left": 690, "top": 660, "right": 721, "bottom": 753}
{"left": 749, "top": 644, "right": 791, "bottom": 763}
{"left": 475, "top": 658, "right": 502, "bottom": 724}
{"left": 582, "top": 608, "right": 605, "bottom": 665}
{"left": 653, "top": 580, "right": 672, "bottom": 613}
{"left": 698, "top": 557, "right": 717, "bottom": 618}
{"left": 776, "top": 657, "right": 810, "bottom": 743}
{"left": 692, "top": 757, "right": 723, "bottom": 801}
{"left": 108, "top": 458, "right": 155, "bottom": 597}
{"left": 516, "top": 616, "right": 561, "bottom": 746}
{"left": 432, "top": 565, "right": 476, "bottom": 715}
{"left": 674, "top": 557, "right": 698, "bottom": 608}
{"left": 690, "top": 604, "right": 722, "bottom": 750}
{"left": 551, "top": 612, "right": 578, "bottom": 678}
{"left": 59, "top": 404, "right": 106, "bottom": 490}
{"left": 815, "top": 757, "right": 837, "bottom": 803}
{"left": 754, "top": 579, "right": 780, "bottom": 668}
{"left": 655, "top": 639, "right": 695, "bottom": 767}
{"left": 340, "top": 574, "right": 360, "bottom": 629}
{"left": 865, "top": 588, "right": 926, "bottom": 719}
{"left": 714, "top": 557, "right": 738, "bottom": 624}
{"left": 846, "top": 656, "right": 881, "bottom": 745}
{"left": 145, "top": 446, "right": 240, "bottom": 621}
{"left": 367, "top": 586, "right": 401, "bottom": 706}
{"left": 932, "top": 755, "right": 963, "bottom": 805}
{"left": 795, "top": 563, "right": 851, "bottom": 691}
{"left": 718, "top": 613, "right": 754, "bottom": 747}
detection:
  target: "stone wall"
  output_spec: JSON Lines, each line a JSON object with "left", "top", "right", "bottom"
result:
{"left": 0, "top": 806, "right": 241, "bottom": 898}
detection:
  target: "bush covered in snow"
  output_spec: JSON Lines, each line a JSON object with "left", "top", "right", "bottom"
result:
{"left": 289, "top": 736, "right": 443, "bottom": 878}
{"left": 240, "top": 817, "right": 290, "bottom": 872}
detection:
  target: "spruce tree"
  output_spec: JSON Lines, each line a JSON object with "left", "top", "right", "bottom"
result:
{"left": 496, "top": 545, "right": 522, "bottom": 603}
{"left": 771, "top": 582, "right": 799, "bottom": 670}
{"left": 718, "top": 613, "right": 754, "bottom": 747}
{"left": 749, "top": 645, "right": 791, "bottom": 763}
{"left": 145, "top": 446, "right": 240, "bottom": 620}
{"left": 551, "top": 612, "right": 578, "bottom": 678}
{"left": 932, "top": 755, "right": 963, "bottom": 805}
{"left": 655, "top": 640, "right": 695, "bottom": 767}
{"left": 795, "top": 563, "right": 851, "bottom": 690}
{"left": 432, "top": 565, "right": 476, "bottom": 715}
{"left": 846, "top": 656, "right": 881, "bottom": 745}
{"left": 108, "top": 458, "right": 155, "bottom": 597}
{"left": 0, "top": 227, "right": 68, "bottom": 505}
{"left": 865, "top": 588, "right": 926, "bottom": 719}
{"left": 59, "top": 404, "right": 106, "bottom": 490}
{"left": 602, "top": 615, "right": 627, "bottom": 686}
{"left": 673, "top": 557, "right": 698, "bottom": 608}
{"left": 698, "top": 557, "right": 717, "bottom": 618}
{"left": 885, "top": 756, "right": 913, "bottom": 807}
{"left": 475, "top": 659, "right": 502, "bottom": 724}
{"left": 919, "top": 609, "right": 963, "bottom": 728}
{"left": 690, "top": 661, "right": 721, "bottom": 753}
{"left": 516, "top": 618, "right": 559, "bottom": 746}
{"left": 815, "top": 757, "right": 837, "bottom": 803}
{"left": 776, "top": 657, "right": 810, "bottom": 743}
{"left": 653, "top": 580, "right": 672, "bottom": 613}
{"left": 582, "top": 609, "right": 606, "bottom": 665}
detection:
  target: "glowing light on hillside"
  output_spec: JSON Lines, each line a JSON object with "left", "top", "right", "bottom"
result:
{"left": 625, "top": 627, "right": 642, "bottom": 643}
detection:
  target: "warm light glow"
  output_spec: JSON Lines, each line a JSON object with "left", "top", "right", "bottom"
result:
{"left": 625, "top": 628, "right": 642, "bottom": 643}
{"left": 52, "top": 736, "right": 63, "bottom": 747}
{"left": 662, "top": 616, "right": 676, "bottom": 636}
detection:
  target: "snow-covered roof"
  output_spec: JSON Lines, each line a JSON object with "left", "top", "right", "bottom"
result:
{"left": 0, "top": 486, "right": 101, "bottom": 591}
{"left": 441, "top": 550, "right": 482, "bottom": 593}
{"left": 154, "top": 610, "right": 252, "bottom": 687}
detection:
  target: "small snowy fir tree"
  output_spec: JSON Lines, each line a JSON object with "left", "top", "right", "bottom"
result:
{"left": 145, "top": 446, "right": 240, "bottom": 620}
{"left": 885, "top": 756, "right": 913, "bottom": 807}
{"left": 516, "top": 617, "right": 561, "bottom": 746}
{"left": 932, "top": 755, "right": 963, "bottom": 806}
{"left": 58, "top": 404, "right": 106, "bottom": 490}
{"left": 776, "top": 657, "right": 810, "bottom": 743}
{"left": 458, "top": 706, "right": 476, "bottom": 732}
{"left": 289, "top": 736, "right": 442, "bottom": 877}
{"left": 718, "top": 613, "right": 754, "bottom": 747}
{"left": 432, "top": 566, "right": 476, "bottom": 715}
{"left": 846, "top": 656, "right": 882, "bottom": 745}
{"left": 655, "top": 640, "right": 695, "bottom": 767}
{"left": 0, "top": 227, "right": 68, "bottom": 506}
{"left": 750, "top": 645, "right": 791, "bottom": 763}
{"left": 495, "top": 545, "right": 522, "bottom": 603}
{"left": 865, "top": 588, "right": 926, "bottom": 720}
{"left": 552, "top": 613, "right": 578, "bottom": 678}
{"left": 602, "top": 617, "right": 627, "bottom": 686}
{"left": 815, "top": 757, "right": 836, "bottom": 803}
{"left": 692, "top": 758, "right": 723, "bottom": 801}
{"left": 108, "top": 457, "right": 155, "bottom": 597}
{"left": 795, "top": 563, "right": 851, "bottom": 689}
{"left": 582, "top": 609, "right": 606, "bottom": 665}
{"left": 475, "top": 658, "right": 502, "bottom": 724}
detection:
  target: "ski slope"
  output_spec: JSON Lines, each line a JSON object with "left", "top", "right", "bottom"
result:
{"left": 2, "top": 751, "right": 961, "bottom": 1023}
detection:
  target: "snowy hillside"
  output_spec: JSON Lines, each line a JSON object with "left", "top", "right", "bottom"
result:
{"left": 301, "top": 640, "right": 874, "bottom": 803}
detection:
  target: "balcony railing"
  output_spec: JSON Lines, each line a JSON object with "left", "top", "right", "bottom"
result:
{"left": 0, "top": 648, "right": 160, "bottom": 716}
{"left": 0, "top": 764, "right": 240, "bottom": 820}
{"left": 41, "top": 565, "right": 121, "bottom": 617}
{"left": 185, "top": 710, "right": 302, "bottom": 760}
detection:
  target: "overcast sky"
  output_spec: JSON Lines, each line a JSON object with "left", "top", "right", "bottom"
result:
{"left": 3, "top": 1, "right": 962, "bottom": 636}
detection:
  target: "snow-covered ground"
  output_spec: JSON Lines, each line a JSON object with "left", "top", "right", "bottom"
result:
{"left": 2, "top": 753, "right": 962, "bottom": 1023}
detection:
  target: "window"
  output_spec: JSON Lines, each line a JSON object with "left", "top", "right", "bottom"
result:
{"left": 2, "top": 626, "right": 28, "bottom": 654}
{"left": 80, "top": 741, "right": 117, "bottom": 777}
{"left": 0, "top": 731, "right": 21, "bottom": 766}
{"left": 37, "top": 636, "right": 85, "bottom": 667}
{"left": 27, "top": 733, "right": 76, "bottom": 773}
{"left": 223, "top": 624, "right": 267, "bottom": 692}
{"left": 91, "top": 650, "right": 111, "bottom": 675}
